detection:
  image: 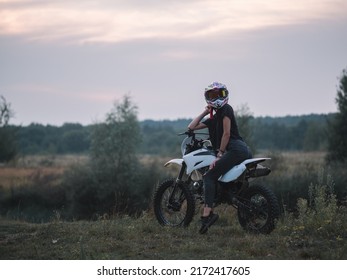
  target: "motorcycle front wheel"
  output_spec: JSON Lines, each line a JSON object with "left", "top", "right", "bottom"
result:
{"left": 153, "top": 178, "right": 195, "bottom": 227}
{"left": 237, "top": 184, "right": 279, "bottom": 234}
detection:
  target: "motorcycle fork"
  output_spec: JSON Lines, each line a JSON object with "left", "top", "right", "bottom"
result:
{"left": 176, "top": 162, "right": 187, "bottom": 182}
{"left": 169, "top": 162, "right": 190, "bottom": 204}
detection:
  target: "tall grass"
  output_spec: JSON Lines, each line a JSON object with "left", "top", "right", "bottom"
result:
{"left": 1, "top": 152, "right": 346, "bottom": 224}
{"left": 258, "top": 151, "right": 347, "bottom": 212}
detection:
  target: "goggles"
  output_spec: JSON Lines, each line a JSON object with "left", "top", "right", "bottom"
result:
{"left": 205, "top": 89, "right": 228, "bottom": 101}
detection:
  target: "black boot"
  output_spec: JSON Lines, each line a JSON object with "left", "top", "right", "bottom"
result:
{"left": 199, "top": 212, "right": 219, "bottom": 234}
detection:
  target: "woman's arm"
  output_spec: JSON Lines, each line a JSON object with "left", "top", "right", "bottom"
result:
{"left": 187, "top": 106, "right": 210, "bottom": 131}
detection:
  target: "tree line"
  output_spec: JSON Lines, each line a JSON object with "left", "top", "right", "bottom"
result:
{"left": 2, "top": 113, "right": 333, "bottom": 158}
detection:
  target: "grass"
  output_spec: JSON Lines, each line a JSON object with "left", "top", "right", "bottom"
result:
{"left": 0, "top": 154, "right": 86, "bottom": 189}
{"left": 0, "top": 167, "right": 64, "bottom": 189}
{"left": 1, "top": 201, "right": 347, "bottom": 260}
{"left": 0, "top": 154, "right": 165, "bottom": 189}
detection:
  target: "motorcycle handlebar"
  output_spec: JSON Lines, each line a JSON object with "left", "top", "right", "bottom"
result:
{"left": 177, "top": 130, "right": 209, "bottom": 137}
{"left": 178, "top": 130, "right": 194, "bottom": 137}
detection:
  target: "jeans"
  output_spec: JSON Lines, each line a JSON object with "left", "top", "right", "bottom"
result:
{"left": 203, "top": 139, "right": 252, "bottom": 208}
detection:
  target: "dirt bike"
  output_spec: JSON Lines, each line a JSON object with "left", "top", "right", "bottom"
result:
{"left": 153, "top": 130, "right": 280, "bottom": 234}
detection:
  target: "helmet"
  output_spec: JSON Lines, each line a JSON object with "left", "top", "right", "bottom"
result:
{"left": 204, "top": 82, "right": 229, "bottom": 109}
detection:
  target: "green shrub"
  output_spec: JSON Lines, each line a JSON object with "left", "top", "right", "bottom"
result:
{"left": 286, "top": 170, "right": 346, "bottom": 240}
{"left": 61, "top": 159, "right": 161, "bottom": 220}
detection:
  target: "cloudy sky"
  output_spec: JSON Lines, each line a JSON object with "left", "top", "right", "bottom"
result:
{"left": 1, "top": 0, "right": 347, "bottom": 125}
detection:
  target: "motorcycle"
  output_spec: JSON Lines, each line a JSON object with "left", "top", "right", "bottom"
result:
{"left": 153, "top": 130, "right": 280, "bottom": 234}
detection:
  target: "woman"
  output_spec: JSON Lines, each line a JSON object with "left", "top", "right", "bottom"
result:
{"left": 188, "top": 82, "right": 252, "bottom": 234}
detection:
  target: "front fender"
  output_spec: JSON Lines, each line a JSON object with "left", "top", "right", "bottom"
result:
{"left": 164, "top": 159, "right": 184, "bottom": 168}
{"left": 164, "top": 158, "right": 202, "bottom": 181}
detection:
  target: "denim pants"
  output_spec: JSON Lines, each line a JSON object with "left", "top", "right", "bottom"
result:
{"left": 203, "top": 139, "right": 252, "bottom": 208}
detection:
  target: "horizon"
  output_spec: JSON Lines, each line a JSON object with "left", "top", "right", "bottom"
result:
{"left": 8, "top": 110, "right": 337, "bottom": 127}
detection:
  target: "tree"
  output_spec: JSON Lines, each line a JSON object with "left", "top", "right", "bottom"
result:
{"left": 0, "top": 96, "right": 17, "bottom": 162}
{"left": 90, "top": 95, "right": 141, "bottom": 176}
{"left": 83, "top": 96, "right": 145, "bottom": 214}
{"left": 0, "top": 96, "right": 14, "bottom": 126}
{"left": 327, "top": 67, "right": 347, "bottom": 162}
{"left": 63, "top": 96, "right": 161, "bottom": 219}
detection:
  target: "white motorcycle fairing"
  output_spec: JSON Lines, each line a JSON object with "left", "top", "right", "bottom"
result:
{"left": 183, "top": 148, "right": 215, "bottom": 173}
{"left": 164, "top": 148, "right": 215, "bottom": 172}
{"left": 165, "top": 146, "right": 270, "bottom": 183}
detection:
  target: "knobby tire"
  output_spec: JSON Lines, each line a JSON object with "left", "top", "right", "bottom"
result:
{"left": 237, "top": 184, "right": 279, "bottom": 234}
{"left": 153, "top": 178, "right": 195, "bottom": 227}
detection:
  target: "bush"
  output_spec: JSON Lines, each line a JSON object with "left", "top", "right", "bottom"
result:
{"left": 61, "top": 96, "right": 160, "bottom": 219}
{"left": 284, "top": 170, "right": 346, "bottom": 240}
{"left": 61, "top": 160, "right": 161, "bottom": 220}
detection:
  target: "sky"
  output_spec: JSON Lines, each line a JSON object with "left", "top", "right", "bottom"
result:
{"left": 1, "top": 0, "right": 347, "bottom": 126}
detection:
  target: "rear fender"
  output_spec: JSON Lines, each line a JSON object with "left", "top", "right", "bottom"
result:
{"left": 243, "top": 157, "right": 271, "bottom": 168}
{"left": 219, "top": 157, "right": 271, "bottom": 183}
{"left": 219, "top": 163, "right": 246, "bottom": 182}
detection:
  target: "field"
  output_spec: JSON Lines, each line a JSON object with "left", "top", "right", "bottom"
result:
{"left": 1, "top": 152, "right": 347, "bottom": 260}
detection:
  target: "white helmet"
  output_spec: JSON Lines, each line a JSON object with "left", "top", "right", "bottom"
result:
{"left": 204, "top": 82, "right": 229, "bottom": 109}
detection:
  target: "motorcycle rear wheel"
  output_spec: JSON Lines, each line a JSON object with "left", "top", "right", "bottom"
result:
{"left": 237, "top": 184, "right": 279, "bottom": 234}
{"left": 153, "top": 178, "right": 195, "bottom": 227}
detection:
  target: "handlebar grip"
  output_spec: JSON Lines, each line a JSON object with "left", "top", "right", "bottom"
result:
{"left": 178, "top": 130, "right": 194, "bottom": 136}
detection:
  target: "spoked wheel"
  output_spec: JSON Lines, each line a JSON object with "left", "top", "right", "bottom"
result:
{"left": 153, "top": 178, "right": 195, "bottom": 227}
{"left": 237, "top": 185, "right": 279, "bottom": 234}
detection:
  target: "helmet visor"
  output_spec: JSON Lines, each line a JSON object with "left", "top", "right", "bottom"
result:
{"left": 205, "top": 89, "right": 228, "bottom": 101}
